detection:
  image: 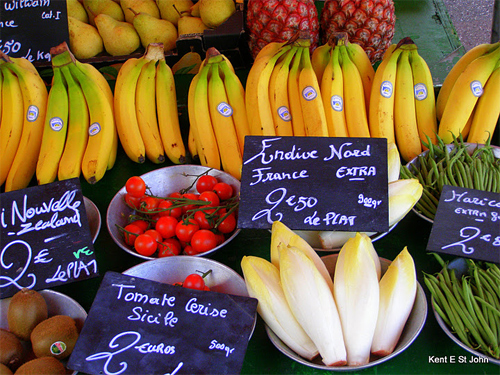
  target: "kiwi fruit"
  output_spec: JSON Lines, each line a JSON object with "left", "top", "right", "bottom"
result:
{"left": 7, "top": 288, "right": 48, "bottom": 341}
{"left": 30, "top": 315, "right": 79, "bottom": 360}
{"left": 0, "top": 363, "right": 14, "bottom": 375}
{"left": 0, "top": 329, "right": 23, "bottom": 371}
{"left": 13, "top": 356, "right": 66, "bottom": 375}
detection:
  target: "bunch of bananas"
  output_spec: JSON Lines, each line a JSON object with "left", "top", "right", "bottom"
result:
{"left": 0, "top": 52, "right": 48, "bottom": 192}
{"left": 114, "top": 43, "right": 186, "bottom": 165}
{"left": 437, "top": 41, "right": 500, "bottom": 145}
{"left": 187, "top": 48, "right": 249, "bottom": 180}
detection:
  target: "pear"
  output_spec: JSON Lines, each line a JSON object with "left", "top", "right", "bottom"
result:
{"left": 84, "top": 0, "right": 125, "bottom": 26}
{"left": 67, "top": 0, "right": 89, "bottom": 23}
{"left": 68, "top": 16, "right": 104, "bottom": 59}
{"left": 156, "top": 0, "right": 193, "bottom": 26}
{"left": 190, "top": 1, "right": 200, "bottom": 17}
{"left": 94, "top": 13, "right": 140, "bottom": 56}
{"left": 131, "top": 10, "right": 178, "bottom": 51}
{"left": 121, "top": 0, "right": 160, "bottom": 23}
{"left": 199, "top": 0, "right": 235, "bottom": 28}
{"left": 178, "top": 12, "right": 208, "bottom": 36}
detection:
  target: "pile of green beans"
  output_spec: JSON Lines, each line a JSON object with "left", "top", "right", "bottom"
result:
{"left": 400, "top": 135, "right": 500, "bottom": 220}
{"left": 424, "top": 253, "right": 500, "bottom": 359}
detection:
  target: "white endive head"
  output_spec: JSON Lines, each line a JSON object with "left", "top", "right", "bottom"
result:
{"left": 241, "top": 256, "right": 319, "bottom": 360}
{"left": 334, "top": 233, "right": 380, "bottom": 366}
{"left": 388, "top": 178, "right": 423, "bottom": 225}
{"left": 387, "top": 141, "right": 401, "bottom": 183}
{"left": 371, "top": 247, "right": 417, "bottom": 357}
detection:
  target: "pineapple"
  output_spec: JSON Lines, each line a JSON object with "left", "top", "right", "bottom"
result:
{"left": 320, "top": 0, "right": 396, "bottom": 63}
{"left": 246, "top": 0, "right": 319, "bottom": 59}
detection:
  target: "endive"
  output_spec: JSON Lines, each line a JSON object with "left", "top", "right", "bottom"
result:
{"left": 334, "top": 233, "right": 380, "bottom": 366}
{"left": 279, "top": 244, "right": 347, "bottom": 366}
{"left": 371, "top": 247, "right": 417, "bottom": 356}
{"left": 387, "top": 141, "right": 401, "bottom": 183}
{"left": 240, "top": 255, "right": 319, "bottom": 360}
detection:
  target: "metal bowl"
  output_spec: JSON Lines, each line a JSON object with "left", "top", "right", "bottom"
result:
{"left": 84, "top": 197, "right": 101, "bottom": 243}
{"left": 265, "top": 254, "right": 428, "bottom": 371}
{"left": 107, "top": 165, "right": 241, "bottom": 260}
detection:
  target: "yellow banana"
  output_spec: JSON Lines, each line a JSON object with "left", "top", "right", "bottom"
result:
{"left": 299, "top": 46, "right": 329, "bottom": 137}
{"left": 0, "top": 67, "right": 2, "bottom": 125}
{"left": 208, "top": 63, "right": 242, "bottom": 180}
{"left": 156, "top": 58, "right": 186, "bottom": 165}
{"left": 394, "top": 49, "right": 422, "bottom": 162}
{"left": 346, "top": 41, "right": 374, "bottom": 113}
{"left": 321, "top": 46, "right": 348, "bottom": 137}
{"left": 187, "top": 69, "right": 204, "bottom": 162}
{"left": 288, "top": 47, "right": 306, "bottom": 136}
{"left": 467, "top": 64, "right": 500, "bottom": 144}
{"left": 219, "top": 58, "right": 250, "bottom": 151}
{"left": 269, "top": 47, "right": 296, "bottom": 137}
{"left": 339, "top": 44, "right": 370, "bottom": 137}
{"left": 369, "top": 44, "right": 402, "bottom": 144}
{"left": 436, "top": 41, "right": 500, "bottom": 120}
{"left": 136, "top": 59, "right": 165, "bottom": 164}
{"left": 187, "top": 126, "right": 198, "bottom": 161}
{"left": 114, "top": 57, "right": 148, "bottom": 163}
{"left": 254, "top": 41, "right": 288, "bottom": 63}
{"left": 311, "top": 42, "right": 332, "bottom": 84}
{"left": 409, "top": 48, "right": 438, "bottom": 149}
{"left": 36, "top": 66, "right": 69, "bottom": 185}
{"left": 58, "top": 64, "right": 90, "bottom": 181}
{"left": 438, "top": 45, "right": 500, "bottom": 144}
{"left": 2, "top": 55, "right": 48, "bottom": 192}
{"left": 0, "top": 66, "right": 24, "bottom": 186}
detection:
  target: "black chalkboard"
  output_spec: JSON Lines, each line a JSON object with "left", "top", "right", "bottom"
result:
{"left": 0, "top": 178, "right": 98, "bottom": 299}
{"left": 67, "top": 271, "right": 258, "bottom": 375}
{"left": 427, "top": 185, "right": 500, "bottom": 263}
{"left": 0, "top": 0, "right": 69, "bottom": 63}
{"left": 238, "top": 136, "right": 389, "bottom": 232}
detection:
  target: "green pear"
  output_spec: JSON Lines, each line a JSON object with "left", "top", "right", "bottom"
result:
{"left": 94, "top": 13, "right": 140, "bottom": 56}
{"left": 131, "top": 10, "right": 178, "bottom": 51}
{"left": 67, "top": 0, "right": 89, "bottom": 23}
{"left": 121, "top": 0, "right": 160, "bottom": 24}
{"left": 156, "top": 0, "right": 193, "bottom": 26}
{"left": 178, "top": 12, "right": 208, "bottom": 36}
{"left": 84, "top": 0, "right": 125, "bottom": 26}
{"left": 68, "top": 16, "right": 104, "bottom": 59}
{"left": 199, "top": 0, "right": 235, "bottom": 28}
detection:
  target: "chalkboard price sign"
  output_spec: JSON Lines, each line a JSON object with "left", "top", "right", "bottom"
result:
{"left": 0, "top": 0, "right": 69, "bottom": 63}
{"left": 427, "top": 185, "right": 500, "bottom": 263}
{"left": 67, "top": 271, "right": 258, "bottom": 375}
{"left": 238, "top": 136, "right": 389, "bottom": 232}
{"left": 0, "top": 178, "right": 98, "bottom": 299}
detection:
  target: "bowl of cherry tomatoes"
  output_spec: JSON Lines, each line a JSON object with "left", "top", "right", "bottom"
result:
{"left": 106, "top": 165, "right": 241, "bottom": 260}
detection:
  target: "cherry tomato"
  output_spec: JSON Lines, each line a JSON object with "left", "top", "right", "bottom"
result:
{"left": 183, "top": 244, "right": 197, "bottom": 255}
{"left": 181, "top": 193, "right": 199, "bottom": 214}
{"left": 194, "top": 209, "right": 216, "bottom": 230}
{"left": 155, "top": 216, "right": 178, "bottom": 239}
{"left": 196, "top": 175, "right": 218, "bottom": 193}
{"left": 125, "top": 176, "right": 147, "bottom": 198}
{"left": 157, "top": 199, "right": 183, "bottom": 218}
{"left": 139, "top": 196, "right": 160, "bottom": 214}
{"left": 182, "top": 273, "right": 206, "bottom": 290}
{"left": 191, "top": 229, "right": 218, "bottom": 254}
{"left": 123, "top": 224, "right": 143, "bottom": 246}
{"left": 213, "top": 182, "right": 233, "bottom": 201}
{"left": 158, "top": 238, "right": 182, "bottom": 257}
{"left": 124, "top": 193, "right": 142, "bottom": 209}
{"left": 130, "top": 219, "right": 149, "bottom": 232}
{"left": 175, "top": 219, "right": 200, "bottom": 243}
{"left": 198, "top": 190, "right": 220, "bottom": 207}
{"left": 144, "top": 229, "right": 162, "bottom": 243}
{"left": 217, "top": 212, "right": 236, "bottom": 234}
{"left": 134, "top": 234, "right": 157, "bottom": 256}
{"left": 169, "top": 191, "right": 182, "bottom": 199}
{"left": 215, "top": 233, "right": 226, "bottom": 245}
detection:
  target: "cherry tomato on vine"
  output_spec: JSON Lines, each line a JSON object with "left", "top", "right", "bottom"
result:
{"left": 125, "top": 176, "right": 147, "bottom": 198}
{"left": 194, "top": 209, "right": 216, "bottom": 230}
{"left": 181, "top": 193, "right": 199, "bottom": 214}
{"left": 191, "top": 229, "right": 218, "bottom": 254}
{"left": 144, "top": 229, "right": 162, "bottom": 243}
{"left": 198, "top": 191, "right": 220, "bottom": 207}
{"left": 157, "top": 199, "right": 183, "bottom": 218}
{"left": 139, "top": 196, "right": 160, "bottom": 214}
{"left": 130, "top": 219, "right": 149, "bottom": 232}
{"left": 217, "top": 212, "right": 237, "bottom": 234}
{"left": 123, "top": 224, "right": 143, "bottom": 246}
{"left": 215, "top": 233, "right": 226, "bottom": 245}
{"left": 213, "top": 182, "right": 233, "bottom": 201}
{"left": 183, "top": 245, "right": 197, "bottom": 256}
{"left": 155, "top": 216, "right": 178, "bottom": 239}
{"left": 182, "top": 273, "right": 206, "bottom": 290}
{"left": 134, "top": 233, "right": 157, "bottom": 256}
{"left": 169, "top": 191, "right": 182, "bottom": 199}
{"left": 124, "top": 193, "right": 142, "bottom": 209}
{"left": 175, "top": 219, "right": 200, "bottom": 243}
{"left": 196, "top": 175, "right": 218, "bottom": 193}
{"left": 158, "top": 238, "right": 182, "bottom": 257}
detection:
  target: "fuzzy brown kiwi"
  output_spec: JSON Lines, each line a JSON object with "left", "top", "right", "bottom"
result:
{"left": 30, "top": 315, "right": 79, "bottom": 360}
{"left": 0, "top": 329, "right": 23, "bottom": 371}
{"left": 7, "top": 288, "right": 48, "bottom": 341}
{"left": 0, "top": 363, "right": 14, "bottom": 375}
{"left": 13, "top": 356, "right": 66, "bottom": 375}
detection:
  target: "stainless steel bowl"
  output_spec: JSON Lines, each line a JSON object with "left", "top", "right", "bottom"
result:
{"left": 84, "top": 196, "right": 101, "bottom": 243}
{"left": 107, "top": 165, "right": 241, "bottom": 260}
{"left": 265, "top": 254, "right": 428, "bottom": 371}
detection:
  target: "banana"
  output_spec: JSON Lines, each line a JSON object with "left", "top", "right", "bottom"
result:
{"left": 0, "top": 68, "right": 3, "bottom": 123}
{"left": 58, "top": 64, "right": 90, "bottom": 181}
{"left": 36, "top": 66, "right": 69, "bottom": 185}
{"left": 156, "top": 58, "right": 186, "bottom": 165}
{"left": 346, "top": 41, "right": 375, "bottom": 113}
{"left": 219, "top": 58, "right": 250, "bottom": 151}
{"left": 339, "top": 44, "right": 370, "bottom": 138}
{"left": 269, "top": 47, "right": 297, "bottom": 137}
{"left": 187, "top": 126, "right": 198, "bottom": 161}
{"left": 299, "top": 46, "right": 329, "bottom": 137}
{"left": 114, "top": 57, "right": 148, "bottom": 163}
{"left": 254, "top": 41, "right": 288, "bottom": 63}
{"left": 438, "top": 45, "right": 500, "bottom": 144}
{"left": 409, "top": 48, "right": 438, "bottom": 149}
{"left": 369, "top": 44, "right": 402, "bottom": 144}
{"left": 467, "top": 64, "right": 500, "bottom": 144}
{"left": 2, "top": 55, "right": 48, "bottom": 192}
{"left": 311, "top": 42, "right": 332, "bottom": 83}
{"left": 135, "top": 59, "right": 165, "bottom": 164}
{"left": 394, "top": 49, "right": 422, "bottom": 162}
{"left": 288, "top": 47, "right": 306, "bottom": 136}
{"left": 0, "top": 65, "right": 24, "bottom": 186}
{"left": 436, "top": 41, "right": 500, "bottom": 120}
{"left": 208, "top": 63, "right": 242, "bottom": 180}
{"left": 321, "top": 46, "right": 349, "bottom": 137}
